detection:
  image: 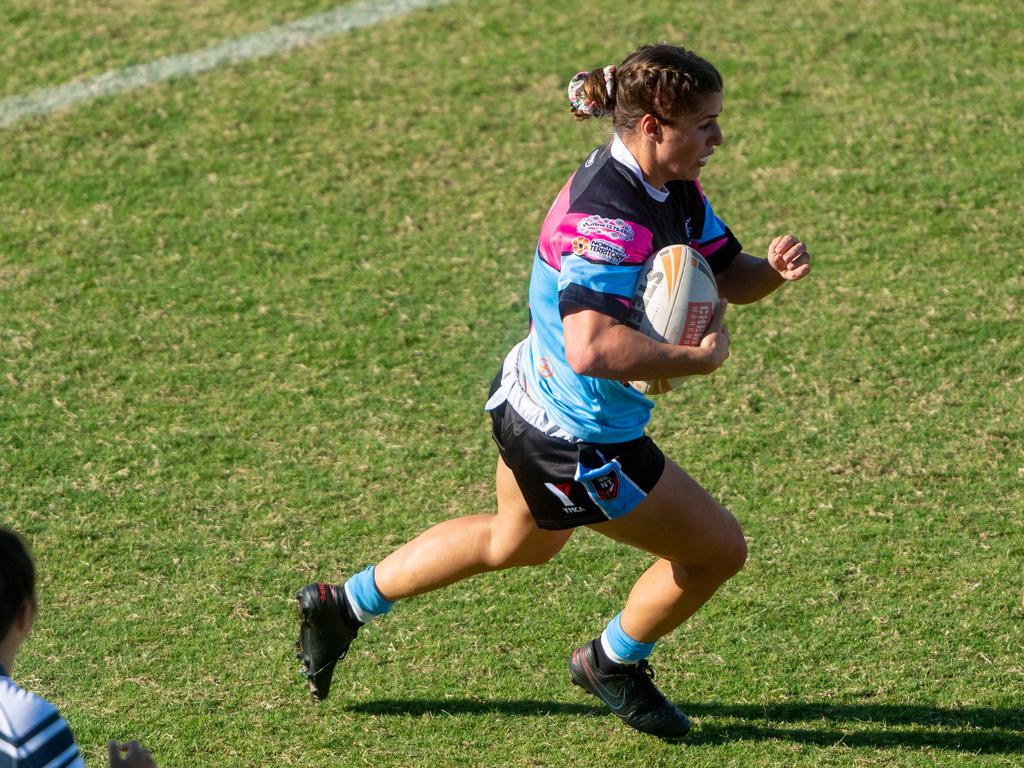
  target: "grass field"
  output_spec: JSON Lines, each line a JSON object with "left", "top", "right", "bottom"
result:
{"left": 1, "top": 0, "right": 1022, "bottom": 766}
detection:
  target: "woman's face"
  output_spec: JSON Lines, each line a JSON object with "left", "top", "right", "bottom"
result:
{"left": 652, "top": 91, "right": 724, "bottom": 184}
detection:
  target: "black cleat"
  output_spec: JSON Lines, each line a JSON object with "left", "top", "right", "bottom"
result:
{"left": 295, "top": 583, "right": 359, "bottom": 700}
{"left": 569, "top": 639, "right": 691, "bottom": 738}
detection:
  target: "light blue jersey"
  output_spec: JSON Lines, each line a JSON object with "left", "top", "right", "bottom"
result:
{"left": 514, "top": 136, "right": 742, "bottom": 442}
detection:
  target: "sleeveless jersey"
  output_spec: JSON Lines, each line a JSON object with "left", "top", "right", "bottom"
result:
{"left": 520, "top": 135, "right": 742, "bottom": 442}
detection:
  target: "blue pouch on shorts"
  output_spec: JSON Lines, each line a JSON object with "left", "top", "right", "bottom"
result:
{"left": 575, "top": 445, "right": 648, "bottom": 521}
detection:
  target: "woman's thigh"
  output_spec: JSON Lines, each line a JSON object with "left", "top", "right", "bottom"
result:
{"left": 491, "top": 456, "right": 574, "bottom": 566}
{"left": 588, "top": 458, "right": 746, "bottom": 570}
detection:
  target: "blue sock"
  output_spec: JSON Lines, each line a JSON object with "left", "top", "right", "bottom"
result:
{"left": 343, "top": 565, "right": 394, "bottom": 624}
{"left": 599, "top": 612, "right": 656, "bottom": 666}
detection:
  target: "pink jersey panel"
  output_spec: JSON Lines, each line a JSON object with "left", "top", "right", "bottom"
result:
{"left": 537, "top": 175, "right": 655, "bottom": 269}
{"left": 556, "top": 213, "right": 654, "bottom": 265}
{"left": 693, "top": 235, "right": 729, "bottom": 258}
{"left": 537, "top": 175, "right": 575, "bottom": 270}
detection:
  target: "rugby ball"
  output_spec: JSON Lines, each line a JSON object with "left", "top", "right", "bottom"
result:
{"left": 626, "top": 244, "right": 718, "bottom": 395}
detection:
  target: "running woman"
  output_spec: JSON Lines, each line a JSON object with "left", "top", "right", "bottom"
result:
{"left": 295, "top": 43, "right": 811, "bottom": 738}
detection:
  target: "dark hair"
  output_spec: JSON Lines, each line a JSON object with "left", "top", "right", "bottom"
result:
{"left": 0, "top": 527, "right": 36, "bottom": 641}
{"left": 570, "top": 43, "right": 723, "bottom": 133}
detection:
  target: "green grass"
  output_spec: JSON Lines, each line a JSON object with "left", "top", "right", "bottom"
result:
{"left": 2, "top": 0, "right": 1022, "bottom": 766}
{"left": 0, "top": 0, "right": 346, "bottom": 97}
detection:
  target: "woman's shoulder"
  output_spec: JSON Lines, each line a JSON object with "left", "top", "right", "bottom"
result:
{"left": 569, "top": 148, "right": 651, "bottom": 220}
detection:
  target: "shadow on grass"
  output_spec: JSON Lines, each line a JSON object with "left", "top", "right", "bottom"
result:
{"left": 347, "top": 698, "right": 1024, "bottom": 753}
{"left": 347, "top": 698, "right": 595, "bottom": 717}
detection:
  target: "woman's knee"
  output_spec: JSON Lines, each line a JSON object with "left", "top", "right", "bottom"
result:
{"left": 719, "top": 527, "right": 748, "bottom": 577}
{"left": 700, "top": 506, "right": 748, "bottom": 578}
{"left": 666, "top": 530, "right": 745, "bottom": 589}
{"left": 666, "top": 510, "right": 747, "bottom": 579}
{"left": 702, "top": 513, "right": 748, "bottom": 580}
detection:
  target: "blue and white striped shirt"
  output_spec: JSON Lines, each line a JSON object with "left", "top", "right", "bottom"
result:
{"left": 0, "top": 664, "right": 84, "bottom": 768}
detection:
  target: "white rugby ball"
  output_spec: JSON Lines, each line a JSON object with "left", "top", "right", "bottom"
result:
{"left": 626, "top": 244, "right": 718, "bottom": 395}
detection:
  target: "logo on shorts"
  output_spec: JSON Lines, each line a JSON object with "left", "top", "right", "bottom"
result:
{"left": 592, "top": 471, "right": 619, "bottom": 501}
{"left": 544, "top": 482, "right": 588, "bottom": 516}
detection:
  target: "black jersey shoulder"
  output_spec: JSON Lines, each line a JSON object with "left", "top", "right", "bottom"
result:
{"left": 565, "top": 144, "right": 653, "bottom": 224}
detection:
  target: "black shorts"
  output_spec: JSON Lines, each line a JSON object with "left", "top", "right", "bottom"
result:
{"left": 488, "top": 378, "right": 666, "bottom": 531}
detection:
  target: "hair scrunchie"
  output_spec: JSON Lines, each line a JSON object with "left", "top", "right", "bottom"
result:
{"left": 602, "top": 65, "right": 616, "bottom": 98}
{"left": 567, "top": 65, "right": 616, "bottom": 118}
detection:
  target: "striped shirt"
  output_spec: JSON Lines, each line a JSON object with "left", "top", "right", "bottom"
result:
{"left": 0, "top": 664, "right": 84, "bottom": 768}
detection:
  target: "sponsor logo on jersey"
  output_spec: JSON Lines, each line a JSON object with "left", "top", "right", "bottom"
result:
{"left": 577, "top": 215, "right": 635, "bottom": 242}
{"left": 587, "top": 238, "right": 628, "bottom": 265}
{"left": 592, "top": 470, "right": 620, "bottom": 501}
{"left": 538, "top": 357, "right": 554, "bottom": 379}
{"left": 683, "top": 217, "right": 694, "bottom": 241}
{"left": 572, "top": 236, "right": 627, "bottom": 264}
{"left": 544, "top": 482, "right": 588, "bottom": 515}
{"left": 584, "top": 149, "right": 599, "bottom": 168}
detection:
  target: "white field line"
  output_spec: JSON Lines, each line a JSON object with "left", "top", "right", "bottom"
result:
{"left": 0, "top": 0, "right": 455, "bottom": 130}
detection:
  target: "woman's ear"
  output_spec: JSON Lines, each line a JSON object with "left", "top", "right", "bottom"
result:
{"left": 637, "top": 113, "right": 663, "bottom": 142}
{"left": 16, "top": 598, "right": 36, "bottom": 636}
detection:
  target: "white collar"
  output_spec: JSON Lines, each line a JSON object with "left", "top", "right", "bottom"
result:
{"left": 610, "top": 133, "right": 670, "bottom": 202}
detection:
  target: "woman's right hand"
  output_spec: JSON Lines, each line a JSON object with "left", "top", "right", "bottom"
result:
{"left": 697, "top": 300, "right": 730, "bottom": 374}
{"left": 108, "top": 741, "right": 157, "bottom": 768}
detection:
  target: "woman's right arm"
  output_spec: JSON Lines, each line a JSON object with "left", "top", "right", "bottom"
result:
{"left": 562, "top": 301, "right": 730, "bottom": 381}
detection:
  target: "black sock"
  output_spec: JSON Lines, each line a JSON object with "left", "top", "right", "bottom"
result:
{"left": 336, "top": 585, "right": 364, "bottom": 629}
{"left": 593, "top": 638, "right": 625, "bottom": 672}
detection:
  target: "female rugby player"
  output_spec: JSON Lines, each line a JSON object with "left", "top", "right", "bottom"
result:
{"left": 296, "top": 43, "right": 811, "bottom": 738}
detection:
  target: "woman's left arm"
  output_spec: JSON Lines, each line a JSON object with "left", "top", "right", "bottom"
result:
{"left": 714, "top": 234, "right": 812, "bottom": 304}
